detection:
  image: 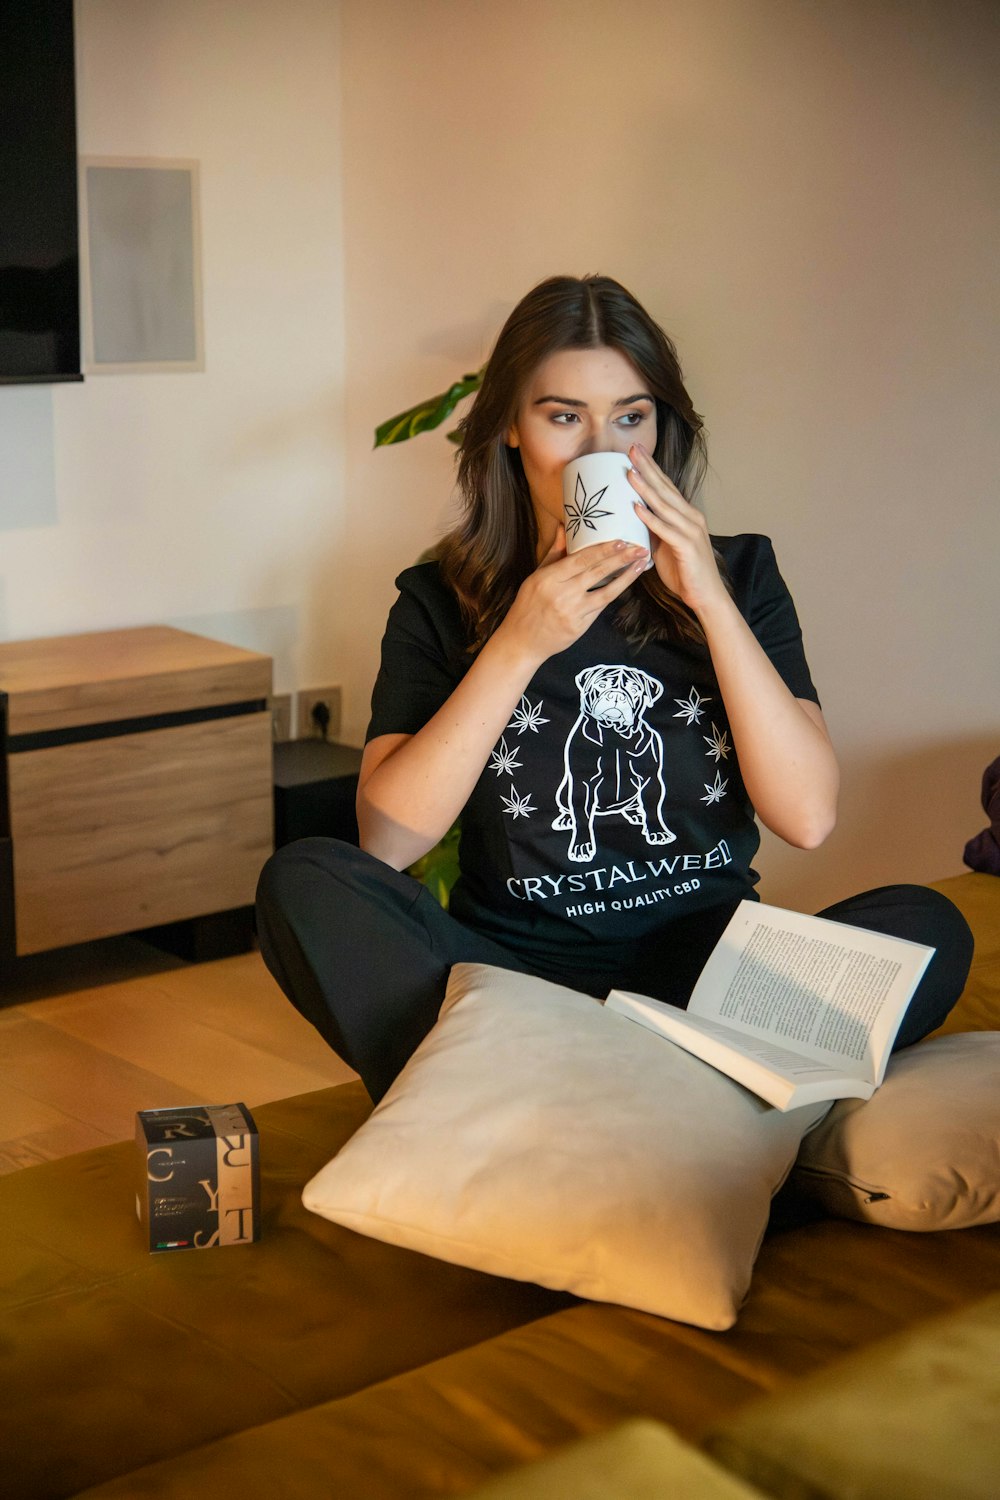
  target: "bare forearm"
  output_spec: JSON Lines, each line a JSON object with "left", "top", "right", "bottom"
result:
{"left": 699, "top": 593, "right": 839, "bottom": 848}
{"left": 357, "top": 629, "right": 540, "bottom": 869}
{"left": 359, "top": 536, "right": 650, "bottom": 869}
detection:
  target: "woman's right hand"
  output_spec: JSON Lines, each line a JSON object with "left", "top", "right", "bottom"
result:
{"left": 498, "top": 526, "right": 650, "bottom": 667}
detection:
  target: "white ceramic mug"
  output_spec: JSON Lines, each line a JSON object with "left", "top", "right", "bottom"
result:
{"left": 562, "top": 451, "right": 652, "bottom": 562}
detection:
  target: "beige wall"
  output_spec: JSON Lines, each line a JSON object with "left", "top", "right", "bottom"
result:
{"left": 337, "top": 0, "right": 999, "bottom": 907}
{"left": 0, "top": 0, "right": 346, "bottom": 694}
{"left": 0, "top": 1, "right": 996, "bottom": 911}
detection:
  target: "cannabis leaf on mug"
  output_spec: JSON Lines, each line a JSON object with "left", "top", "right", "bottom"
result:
{"left": 563, "top": 474, "right": 612, "bottom": 541}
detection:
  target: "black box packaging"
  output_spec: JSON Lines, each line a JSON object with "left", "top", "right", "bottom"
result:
{"left": 136, "top": 1103, "right": 260, "bottom": 1252}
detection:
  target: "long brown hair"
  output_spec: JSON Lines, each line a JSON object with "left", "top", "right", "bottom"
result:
{"left": 439, "top": 274, "right": 717, "bottom": 650}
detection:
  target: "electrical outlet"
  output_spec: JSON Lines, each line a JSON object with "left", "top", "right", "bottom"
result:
{"left": 296, "top": 685, "right": 342, "bottom": 741}
{"left": 269, "top": 694, "right": 292, "bottom": 743}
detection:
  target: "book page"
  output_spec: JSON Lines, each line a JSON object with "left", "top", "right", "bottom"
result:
{"left": 668, "top": 1009, "right": 851, "bottom": 1079}
{"left": 604, "top": 990, "right": 874, "bottom": 1111}
{"left": 688, "top": 902, "right": 935, "bottom": 1084}
{"left": 611, "top": 995, "right": 851, "bottom": 1080}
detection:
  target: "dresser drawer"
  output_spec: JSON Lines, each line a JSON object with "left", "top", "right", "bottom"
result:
{"left": 0, "top": 627, "right": 274, "bottom": 959}
{"left": 9, "top": 714, "right": 273, "bottom": 954}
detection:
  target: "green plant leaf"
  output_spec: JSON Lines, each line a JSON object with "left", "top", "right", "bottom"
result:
{"left": 406, "top": 822, "right": 461, "bottom": 909}
{"left": 374, "top": 369, "right": 484, "bottom": 448}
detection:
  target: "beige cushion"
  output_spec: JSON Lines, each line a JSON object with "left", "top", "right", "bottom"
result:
{"left": 465, "top": 1419, "right": 765, "bottom": 1499}
{"left": 705, "top": 1293, "right": 1000, "bottom": 1500}
{"left": 303, "top": 963, "right": 826, "bottom": 1330}
{"left": 792, "top": 1031, "right": 1000, "bottom": 1229}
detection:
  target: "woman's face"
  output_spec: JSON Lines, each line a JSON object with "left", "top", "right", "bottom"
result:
{"left": 506, "top": 345, "right": 658, "bottom": 551}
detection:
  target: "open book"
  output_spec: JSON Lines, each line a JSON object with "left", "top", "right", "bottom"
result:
{"left": 605, "top": 902, "right": 935, "bottom": 1111}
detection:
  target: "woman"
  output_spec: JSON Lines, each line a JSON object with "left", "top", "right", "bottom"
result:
{"left": 257, "top": 274, "right": 972, "bottom": 1102}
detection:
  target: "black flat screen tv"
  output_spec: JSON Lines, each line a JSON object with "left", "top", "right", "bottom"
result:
{"left": 0, "top": 0, "right": 81, "bottom": 384}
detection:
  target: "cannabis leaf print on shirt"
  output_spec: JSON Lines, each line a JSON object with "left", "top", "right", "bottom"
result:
{"left": 703, "top": 723, "right": 731, "bottom": 762}
{"left": 701, "top": 771, "right": 728, "bottom": 805}
{"left": 489, "top": 736, "right": 522, "bottom": 776}
{"left": 674, "top": 686, "right": 711, "bottom": 726}
{"left": 508, "top": 695, "right": 549, "bottom": 735}
{"left": 501, "top": 785, "right": 537, "bottom": 820}
{"left": 492, "top": 702, "right": 544, "bottom": 826}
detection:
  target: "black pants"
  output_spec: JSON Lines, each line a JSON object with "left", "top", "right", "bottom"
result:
{"left": 256, "top": 838, "right": 975, "bottom": 1103}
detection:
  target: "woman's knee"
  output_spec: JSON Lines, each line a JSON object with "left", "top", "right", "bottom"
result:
{"left": 255, "top": 838, "right": 428, "bottom": 954}
{"left": 823, "top": 883, "right": 973, "bottom": 961}
{"left": 890, "top": 885, "right": 975, "bottom": 1047}
{"left": 258, "top": 836, "right": 423, "bottom": 918}
{"left": 891, "top": 883, "right": 974, "bottom": 971}
{"left": 819, "top": 882, "right": 974, "bottom": 1048}
{"left": 256, "top": 837, "right": 359, "bottom": 913}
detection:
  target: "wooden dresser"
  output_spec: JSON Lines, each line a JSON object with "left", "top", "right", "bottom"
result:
{"left": 0, "top": 626, "right": 273, "bottom": 960}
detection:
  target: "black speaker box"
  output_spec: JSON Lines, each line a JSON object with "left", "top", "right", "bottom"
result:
{"left": 272, "top": 740, "right": 363, "bottom": 849}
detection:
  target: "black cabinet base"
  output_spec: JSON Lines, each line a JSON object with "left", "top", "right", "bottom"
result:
{"left": 138, "top": 906, "right": 256, "bottom": 964}
{"left": 0, "top": 906, "right": 257, "bottom": 1005}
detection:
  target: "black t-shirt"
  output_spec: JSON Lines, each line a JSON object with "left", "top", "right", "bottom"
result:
{"left": 367, "top": 535, "right": 819, "bottom": 984}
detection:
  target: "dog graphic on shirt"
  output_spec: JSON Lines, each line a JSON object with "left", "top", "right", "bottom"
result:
{"left": 553, "top": 664, "right": 677, "bottom": 863}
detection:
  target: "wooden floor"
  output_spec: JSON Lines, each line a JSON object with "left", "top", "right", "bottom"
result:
{"left": 0, "top": 936, "right": 356, "bottom": 1176}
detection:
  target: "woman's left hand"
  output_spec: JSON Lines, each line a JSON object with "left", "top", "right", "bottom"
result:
{"left": 627, "top": 443, "right": 727, "bottom": 617}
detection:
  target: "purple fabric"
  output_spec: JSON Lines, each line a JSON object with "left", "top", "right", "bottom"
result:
{"left": 963, "top": 755, "right": 1000, "bottom": 875}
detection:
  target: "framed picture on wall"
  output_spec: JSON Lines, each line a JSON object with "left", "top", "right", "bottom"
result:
{"left": 79, "top": 157, "right": 204, "bottom": 374}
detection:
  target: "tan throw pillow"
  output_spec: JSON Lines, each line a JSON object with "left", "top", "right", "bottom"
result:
{"left": 705, "top": 1294, "right": 1000, "bottom": 1500}
{"left": 302, "top": 963, "right": 827, "bottom": 1329}
{"left": 792, "top": 1032, "right": 1000, "bottom": 1229}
